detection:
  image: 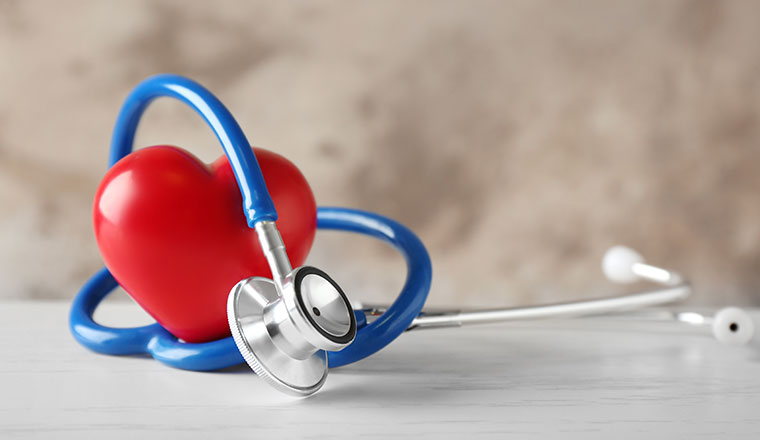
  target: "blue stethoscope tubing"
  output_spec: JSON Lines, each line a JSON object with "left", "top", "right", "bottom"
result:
{"left": 69, "top": 74, "right": 432, "bottom": 371}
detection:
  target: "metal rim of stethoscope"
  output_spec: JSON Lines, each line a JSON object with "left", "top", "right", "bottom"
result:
{"left": 227, "top": 266, "right": 358, "bottom": 396}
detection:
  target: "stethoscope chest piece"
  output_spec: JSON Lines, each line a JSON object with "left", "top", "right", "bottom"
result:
{"left": 227, "top": 267, "right": 357, "bottom": 396}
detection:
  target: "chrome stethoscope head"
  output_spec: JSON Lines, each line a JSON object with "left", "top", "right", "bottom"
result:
{"left": 227, "top": 222, "right": 356, "bottom": 396}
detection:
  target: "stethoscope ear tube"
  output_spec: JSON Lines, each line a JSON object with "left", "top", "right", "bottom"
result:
{"left": 69, "top": 267, "right": 244, "bottom": 370}
{"left": 109, "top": 74, "right": 277, "bottom": 225}
{"left": 365, "top": 246, "right": 694, "bottom": 332}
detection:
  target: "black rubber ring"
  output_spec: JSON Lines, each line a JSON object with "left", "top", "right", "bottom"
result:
{"left": 293, "top": 266, "right": 357, "bottom": 345}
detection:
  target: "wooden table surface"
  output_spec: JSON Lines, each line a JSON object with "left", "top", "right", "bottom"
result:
{"left": 1, "top": 301, "right": 758, "bottom": 439}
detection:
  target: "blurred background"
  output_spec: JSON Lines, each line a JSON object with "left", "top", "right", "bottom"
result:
{"left": 1, "top": 0, "right": 759, "bottom": 309}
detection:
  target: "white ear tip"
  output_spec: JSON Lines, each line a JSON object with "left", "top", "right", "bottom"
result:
{"left": 602, "top": 246, "right": 645, "bottom": 283}
{"left": 712, "top": 307, "right": 754, "bottom": 346}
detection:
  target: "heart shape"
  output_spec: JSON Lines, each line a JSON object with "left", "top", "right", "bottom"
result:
{"left": 93, "top": 145, "right": 317, "bottom": 343}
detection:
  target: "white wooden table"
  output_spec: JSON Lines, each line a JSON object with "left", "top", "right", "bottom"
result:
{"left": 1, "top": 301, "right": 759, "bottom": 439}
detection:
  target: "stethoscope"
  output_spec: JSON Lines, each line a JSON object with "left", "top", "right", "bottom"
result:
{"left": 70, "top": 74, "right": 755, "bottom": 397}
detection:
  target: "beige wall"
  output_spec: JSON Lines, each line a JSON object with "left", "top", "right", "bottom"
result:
{"left": 1, "top": 0, "right": 760, "bottom": 308}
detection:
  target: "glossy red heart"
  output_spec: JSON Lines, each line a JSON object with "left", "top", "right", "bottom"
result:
{"left": 93, "top": 145, "right": 317, "bottom": 343}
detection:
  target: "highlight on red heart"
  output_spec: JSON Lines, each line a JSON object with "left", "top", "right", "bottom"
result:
{"left": 93, "top": 145, "right": 317, "bottom": 342}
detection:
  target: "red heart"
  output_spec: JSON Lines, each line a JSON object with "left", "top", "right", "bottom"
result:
{"left": 93, "top": 145, "right": 317, "bottom": 343}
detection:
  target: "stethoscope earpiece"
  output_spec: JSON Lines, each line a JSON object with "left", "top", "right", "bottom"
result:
{"left": 602, "top": 246, "right": 645, "bottom": 284}
{"left": 711, "top": 307, "right": 755, "bottom": 346}
{"left": 603, "top": 245, "right": 682, "bottom": 285}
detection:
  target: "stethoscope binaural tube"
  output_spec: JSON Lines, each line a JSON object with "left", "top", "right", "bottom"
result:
{"left": 351, "top": 246, "right": 691, "bottom": 331}
{"left": 362, "top": 246, "right": 754, "bottom": 346}
{"left": 109, "top": 74, "right": 277, "bottom": 225}
{"left": 404, "top": 246, "right": 691, "bottom": 329}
